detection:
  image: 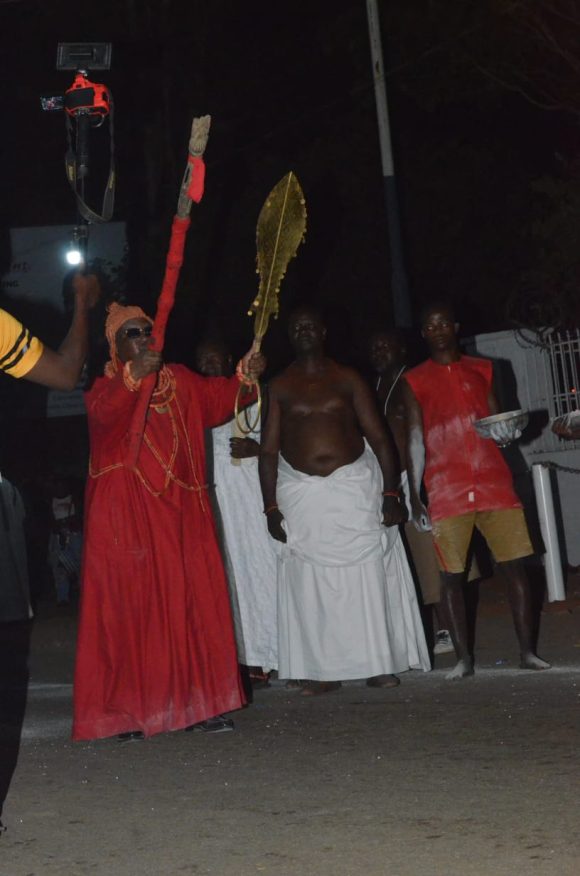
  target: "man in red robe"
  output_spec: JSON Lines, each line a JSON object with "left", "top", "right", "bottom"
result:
{"left": 73, "top": 304, "right": 264, "bottom": 740}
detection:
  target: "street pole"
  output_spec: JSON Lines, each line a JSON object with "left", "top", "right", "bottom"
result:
{"left": 532, "top": 464, "right": 566, "bottom": 602}
{"left": 366, "top": 0, "right": 412, "bottom": 328}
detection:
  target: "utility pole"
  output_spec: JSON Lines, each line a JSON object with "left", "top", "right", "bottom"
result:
{"left": 366, "top": 0, "right": 412, "bottom": 328}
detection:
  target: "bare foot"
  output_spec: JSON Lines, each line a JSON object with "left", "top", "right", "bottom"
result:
{"left": 248, "top": 667, "right": 271, "bottom": 689}
{"left": 366, "top": 674, "right": 400, "bottom": 688}
{"left": 300, "top": 681, "right": 342, "bottom": 697}
{"left": 445, "top": 658, "right": 474, "bottom": 680}
{"left": 520, "top": 653, "right": 551, "bottom": 670}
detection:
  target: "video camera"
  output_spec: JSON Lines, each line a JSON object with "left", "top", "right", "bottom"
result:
{"left": 41, "top": 43, "right": 112, "bottom": 121}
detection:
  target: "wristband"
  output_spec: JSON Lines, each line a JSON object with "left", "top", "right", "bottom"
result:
{"left": 382, "top": 490, "right": 400, "bottom": 498}
{"left": 264, "top": 504, "right": 279, "bottom": 515}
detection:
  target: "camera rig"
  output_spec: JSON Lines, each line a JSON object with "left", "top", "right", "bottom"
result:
{"left": 42, "top": 43, "right": 115, "bottom": 231}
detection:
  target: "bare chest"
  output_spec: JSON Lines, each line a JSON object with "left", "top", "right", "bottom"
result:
{"left": 281, "top": 379, "right": 351, "bottom": 419}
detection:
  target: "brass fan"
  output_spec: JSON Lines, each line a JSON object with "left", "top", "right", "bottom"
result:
{"left": 235, "top": 171, "right": 307, "bottom": 433}
{"left": 249, "top": 171, "right": 307, "bottom": 347}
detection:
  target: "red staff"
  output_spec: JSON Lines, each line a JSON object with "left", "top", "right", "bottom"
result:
{"left": 126, "top": 115, "right": 211, "bottom": 468}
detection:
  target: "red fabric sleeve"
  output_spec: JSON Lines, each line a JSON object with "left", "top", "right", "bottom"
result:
{"left": 86, "top": 375, "right": 140, "bottom": 428}
{"left": 182, "top": 370, "right": 257, "bottom": 428}
{"left": 479, "top": 357, "right": 493, "bottom": 392}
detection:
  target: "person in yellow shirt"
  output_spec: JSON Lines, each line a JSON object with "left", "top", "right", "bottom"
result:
{"left": 0, "top": 272, "right": 99, "bottom": 390}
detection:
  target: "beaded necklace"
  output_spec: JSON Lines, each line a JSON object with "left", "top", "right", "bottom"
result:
{"left": 89, "top": 367, "right": 207, "bottom": 509}
{"left": 376, "top": 365, "right": 406, "bottom": 417}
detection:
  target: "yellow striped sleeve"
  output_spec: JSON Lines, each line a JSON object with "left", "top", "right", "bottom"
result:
{"left": 0, "top": 308, "right": 44, "bottom": 378}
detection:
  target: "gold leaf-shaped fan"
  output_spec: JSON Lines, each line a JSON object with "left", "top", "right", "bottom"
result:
{"left": 248, "top": 171, "right": 307, "bottom": 349}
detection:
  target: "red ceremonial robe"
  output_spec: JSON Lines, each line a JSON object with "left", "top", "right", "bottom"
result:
{"left": 73, "top": 365, "right": 251, "bottom": 740}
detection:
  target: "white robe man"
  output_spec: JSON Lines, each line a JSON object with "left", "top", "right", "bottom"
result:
{"left": 259, "top": 307, "right": 429, "bottom": 695}
{"left": 196, "top": 341, "right": 278, "bottom": 675}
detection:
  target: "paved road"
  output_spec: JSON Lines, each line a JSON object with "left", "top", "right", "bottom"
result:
{"left": 1, "top": 595, "right": 579, "bottom": 876}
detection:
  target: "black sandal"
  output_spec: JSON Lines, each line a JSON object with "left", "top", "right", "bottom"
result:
{"left": 117, "top": 731, "right": 144, "bottom": 742}
{"left": 185, "top": 715, "right": 234, "bottom": 733}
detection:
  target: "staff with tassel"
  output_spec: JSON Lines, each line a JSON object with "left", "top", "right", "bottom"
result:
{"left": 126, "top": 115, "right": 211, "bottom": 468}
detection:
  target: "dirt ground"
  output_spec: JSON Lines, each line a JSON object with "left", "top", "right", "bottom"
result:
{"left": 1, "top": 578, "right": 579, "bottom": 876}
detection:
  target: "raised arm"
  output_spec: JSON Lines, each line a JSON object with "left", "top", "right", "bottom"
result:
{"left": 25, "top": 273, "right": 100, "bottom": 391}
{"left": 86, "top": 347, "right": 162, "bottom": 437}
{"left": 258, "top": 383, "right": 286, "bottom": 543}
{"left": 351, "top": 371, "right": 405, "bottom": 526}
{"left": 402, "top": 379, "right": 431, "bottom": 532}
{"left": 195, "top": 346, "right": 265, "bottom": 428}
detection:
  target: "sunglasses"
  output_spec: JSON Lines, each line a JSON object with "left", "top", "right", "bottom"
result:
{"left": 123, "top": 325, "right": 153, "bottom": 339}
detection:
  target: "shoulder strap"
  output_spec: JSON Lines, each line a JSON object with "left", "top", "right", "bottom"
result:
{"left": 64, "top": 100, "right": 115, "bottom": 224}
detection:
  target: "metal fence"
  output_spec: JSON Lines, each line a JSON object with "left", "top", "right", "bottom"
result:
{"left": 547, "top": 329, "right": 580, "bottom": 419}
{"left": 517, "top": 328, "right": 580, "bottom": 456}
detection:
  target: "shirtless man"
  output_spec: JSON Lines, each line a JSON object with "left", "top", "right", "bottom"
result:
{"left": 370, "top": 329, "right": 454, "bottom": 654}
{"left": 403, "top": 302, "right": 550, "bottom": 678}
{"left": 260, "top": 307, "right": 430, "bottom": 695}
{"left": 370, "top": 330, "right": 408, "bottom": 470}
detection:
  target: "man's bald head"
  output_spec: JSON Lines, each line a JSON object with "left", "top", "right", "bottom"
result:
{"left": 288, "top": 305, "right": 326, "bottom": 355}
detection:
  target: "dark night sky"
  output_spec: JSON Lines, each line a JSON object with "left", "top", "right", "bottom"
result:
{"left": 1, "top": 0, "right": 579, "bottom": 373}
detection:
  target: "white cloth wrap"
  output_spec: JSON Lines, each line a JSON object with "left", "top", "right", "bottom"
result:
{"left": 211, "top": 406, "right": 278, "bottom": 670}
{"left": 400, "top": 469, "right": 412, "bottom": 515}
{"left": 276, "top": 446, "right": 430, "bottom": 681}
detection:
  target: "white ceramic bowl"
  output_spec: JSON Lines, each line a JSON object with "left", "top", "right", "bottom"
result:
{"left": 473, "top": 409, "right": 529, "bottom": 441}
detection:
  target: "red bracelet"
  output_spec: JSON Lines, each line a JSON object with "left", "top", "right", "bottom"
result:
{"left": 382, "top": 490, "right": 400, "bottom": 498}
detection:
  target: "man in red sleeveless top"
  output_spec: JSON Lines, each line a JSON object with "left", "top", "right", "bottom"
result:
{"left": 402, "top": 302, "right": 550, "bottom": 679}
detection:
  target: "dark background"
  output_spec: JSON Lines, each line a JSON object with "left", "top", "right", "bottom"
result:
{"left": 1, "top": 0, "right": 580, "bottom": 370}
{"left": 0, "top": 0, "right": 578, "bottom": 602}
